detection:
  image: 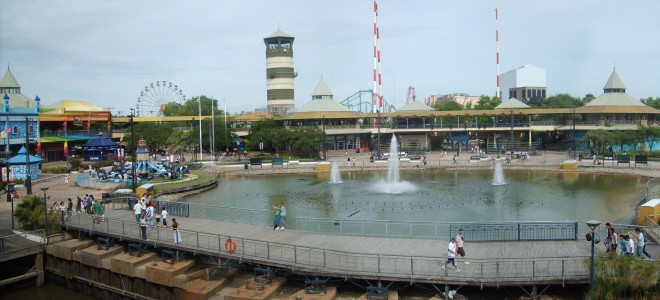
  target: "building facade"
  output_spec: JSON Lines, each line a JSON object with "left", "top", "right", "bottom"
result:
{"left": 0, "top": 67, "right": 40, "bottom": 166}
{"left": 500, "top": 65, "right": 547, "bottom": 104}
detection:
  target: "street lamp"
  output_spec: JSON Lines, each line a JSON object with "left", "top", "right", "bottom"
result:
{"left": 585, "top": 220, "right": 601, "bottom": 292}
{"left": 41, "top": 186, "right": 49, "bottom": 243}
{"left": 6, "top": 182, "right": 15, "bottom": 229}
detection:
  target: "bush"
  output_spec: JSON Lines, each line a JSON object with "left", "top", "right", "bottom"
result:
{"left": 42, "top": 167, "right": 68, "bottom": 174}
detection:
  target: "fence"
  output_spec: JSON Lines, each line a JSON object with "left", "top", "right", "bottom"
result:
{"left": 62, "top": 214, "right": 589, "bottom": 285}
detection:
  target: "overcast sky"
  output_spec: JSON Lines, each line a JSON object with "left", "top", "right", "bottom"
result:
{"left": 1, "top": 1, "right": 659, "bottom": 115}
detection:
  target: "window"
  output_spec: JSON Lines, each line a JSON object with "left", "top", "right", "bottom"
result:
{"left": 29, "top": 125, "right": 33, "bottom": 133}
{"left": 12, "top": 125, "right": 18, "bottom": 134}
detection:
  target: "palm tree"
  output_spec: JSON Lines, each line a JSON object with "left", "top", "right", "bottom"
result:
{"left": 14, "top": 195, "right": 45, "bottom": 230}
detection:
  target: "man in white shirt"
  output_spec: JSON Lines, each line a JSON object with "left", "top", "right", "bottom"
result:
{"left": 133, "top": 201, "right": 143, "bottom": 223}
{"left": 146, "top": 205, "right": 155, "bottom": 228}
{"left": 442, "top": 238, "right": 461, "bottom": 272}
{"left": 161, "top": 208, "right": 168, "bottom": 227}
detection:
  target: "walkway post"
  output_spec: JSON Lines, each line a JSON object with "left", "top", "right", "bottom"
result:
{"left": 41, "top": 187, "right": 49, "bottom": 244}
{"left": 585, "top": 220, "right": 601, "bottom": 293}
{"left": 7, "top": 182, "right": 15, "bottom": 229}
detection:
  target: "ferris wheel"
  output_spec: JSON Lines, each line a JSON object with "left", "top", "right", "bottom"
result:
{"left": 136, "top": 81, "right": 186, "bottom": 116}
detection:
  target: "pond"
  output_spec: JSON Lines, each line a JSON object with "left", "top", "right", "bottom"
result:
{"left": 185, "top": 168, "right": 646, "bottom": 224}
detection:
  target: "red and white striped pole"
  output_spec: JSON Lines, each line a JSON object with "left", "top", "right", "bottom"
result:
{"left": 372, "top": 0, "right": 380, "bottom": 113}
{"left": 495, "top": 8, "right": 501, "bottom": 99}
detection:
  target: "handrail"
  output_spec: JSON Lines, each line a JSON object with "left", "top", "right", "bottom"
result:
{"left": 62, "top": 214, "right": 590, "bottom": 284}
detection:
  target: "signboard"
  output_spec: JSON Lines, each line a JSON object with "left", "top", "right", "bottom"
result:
{"left": 2, "top": 167, "right": 13, "bottom": 182}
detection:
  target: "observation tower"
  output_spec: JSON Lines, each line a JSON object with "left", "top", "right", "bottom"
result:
{"left": 264, "top": 29, "right": 297, "bottom": 115}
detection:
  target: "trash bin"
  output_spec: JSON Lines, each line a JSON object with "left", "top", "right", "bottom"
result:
{"left": 140, "top": 224, "right": 147, "bottom": 240}
{"left": 244, "top": 164, "right": 249, "bottom": 170}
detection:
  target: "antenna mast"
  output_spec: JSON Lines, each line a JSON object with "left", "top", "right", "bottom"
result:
{"left": 495, "top": 8, "right": 501, "bottom": 99}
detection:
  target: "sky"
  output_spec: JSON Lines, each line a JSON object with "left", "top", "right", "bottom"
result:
{"left": 1, "top": 1, "right": 660, "bottom": 115}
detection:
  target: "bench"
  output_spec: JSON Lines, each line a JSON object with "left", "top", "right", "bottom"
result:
{"left": 603, "top": 155, "right": 614, "bottom": 165}
{"left": 617, "top": 155, "right": 630, "bottom": 167}
{"left": 249, "top": 158, "right": 263, "bottom": 169}
{"left": 272, "top": 157, "right": 284, "bottom": 168}
{"left": 635, "top": 155, "right": 648, "bottom": 167}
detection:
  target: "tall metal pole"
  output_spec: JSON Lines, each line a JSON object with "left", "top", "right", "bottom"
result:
{"left": 198, "top": 97, "right": 203, "bottom": 160}
{"left": 223, "top": 98, "right": 227, "bottom": 153}
{"left": 573, "top": 108, "right": 577, "bottom": 160}
{"left": 211, "top": 99, "right": 215, "bottom": 160}
{"left": 377, "top": 110, "right": 381, "bottom": 158}
{"left": 25, "top": 116, "right": 32, "bottom": 194}
{"left": 510, "top": 109, "right": 514, "bottom": 155}
{"left": 129, "top": 109, "right": 136, "bottom": 194}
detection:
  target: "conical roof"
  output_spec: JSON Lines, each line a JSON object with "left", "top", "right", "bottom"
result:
{"left": 265, "top": 29, "right": 294, "bottom": 39}
{"left": 397, "top": 100, "right": 433, "bottom": 111}
{"left": 603, "top": 68, "right": 626, "bottom": 91}
{"left": 311, "top": 77, "right": 333, "bottom": 98}
{"left": 8, "top": 146, "right": 42, "bottom": 164}
{"left": 494, "top": 98, "right": 530, "bottom": 109}
{"left": 0, "top": 67, "right": 20, "bottom": 88}
{"left": 583, "top": 69, "right": 644, "bottom": 107}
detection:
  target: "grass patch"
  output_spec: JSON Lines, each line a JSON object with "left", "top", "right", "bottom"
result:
{"left": 152, "top": 169, "right": 215, "bottom": 194}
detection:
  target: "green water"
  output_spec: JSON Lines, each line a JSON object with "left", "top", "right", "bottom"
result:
{"left": 186, "top": 169, "right": 646, "bottom": 224}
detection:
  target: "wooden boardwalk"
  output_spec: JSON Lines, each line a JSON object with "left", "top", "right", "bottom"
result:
{"left": 62, "top": 209, "right": 593, "bottom": 287}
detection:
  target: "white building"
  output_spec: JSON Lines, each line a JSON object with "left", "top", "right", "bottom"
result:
{"left": 500, "top": 65, "right": 546, "bottom": 104}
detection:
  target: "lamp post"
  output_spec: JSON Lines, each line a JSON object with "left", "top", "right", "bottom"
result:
{"left": 41, "top": 186, "right": 49, "bottom": 243}
{"left": 585, "top": 220, "right": 601, "bottom": 292}
{"left": 25, "top": 116, "right": 32, "bottom": 195}
{"left": 7, "top": 182, "right": 15, "bottom": 229}
{"left": 129, "top": 109, "right": 136, "bottom": 194}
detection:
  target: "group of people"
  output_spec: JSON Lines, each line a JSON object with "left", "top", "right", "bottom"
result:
{"left": 51, "top": 194, "right": 106, "bottom": 224}
{"left": 131, "top": 193, "right": 181, "bottom": 243}
{"left": 605, "top": 223, "right": 651, "bottom": 258}
{"left": 272, "top": 203, "right": 287, "bottom": 230}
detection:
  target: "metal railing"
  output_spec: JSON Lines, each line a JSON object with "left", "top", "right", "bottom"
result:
{"left": 62, "top": 214, "right": 589, "bottom": 284}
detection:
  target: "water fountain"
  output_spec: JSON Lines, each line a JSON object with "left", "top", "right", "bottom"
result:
{"left": 330, "top": 161, "right": 342, "bottom": 184}
{"left": 370, "top": 135, "right": 416, "bottom": 194}
{"left": 491, "top": 161, "right": 507, "bottom": 185}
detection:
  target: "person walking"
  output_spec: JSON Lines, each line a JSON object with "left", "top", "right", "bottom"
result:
{"left": 442, "top": 238, "right": 461, "bottom": 272}
{"left": 133, "top": 200, "right": 143, "bottom": 223}
{"left": 626, "top": 235, "right": 635, "bottom": 256}
{"left": 609, "top": 228, "right": 619, "bottom": 254}
{"left": 78, "top": 196, "right": 84, "bottom": 215}
{"left": 146, "top": 204, "right": 155, "bottom": 228}
{"left": 172, "top": 218, "right": 182, "bottom": 244}
{"left": 455, "top": 228, "right": 468, "bottom": 264}
{"left": 634, "top": 228, "right": 651, "bottom": 259}
{"left": 277, "top": 203, "right": 287, "bottom": 230}
{"left": 272, "top": 204, "right": 282, "bottom": 230}
{"left": 66, "top": 198, "right": 73, "bottom": 221}
{"left": 92, "top": 200, "right": 101, "bottom": 224}
{"left": 64, "top": 173, "right": 69, "bottom": 186}
{"left": 161, "top": 207, "right": 168, "bottom": 227}
{"left": 139, "top": 214, "right": 148, "bottom": 240}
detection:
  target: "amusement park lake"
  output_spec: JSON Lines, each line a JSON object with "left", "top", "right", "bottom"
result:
{"left": 185, "top": 169, "right": 647, "bottom": 224}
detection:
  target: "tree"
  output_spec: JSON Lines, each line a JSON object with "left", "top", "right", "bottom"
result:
{"left": 434, "top": 101, "right": 463, "bottom": 111}
{"left": 543, "top": 94, "right": 582, "bottom": 108}
{"left": 582, "top": 93, "right": 596, "bottom": 105}
{"left": 640, "top": 97, "right": 660, "bottom": 110}
{"left": 166, "top": 128, "right": 194, "bottom": 154}
{"left": 583, "top": 129, "right": 613, "bottom": 154}
{"left": 289, "top": 127, "right": 325, "bottom": 158}
{"left": 246, "top": 119, "right": 289, "bottom": 154}
{"left": 638, "top": 125, "right": 660, "bottom": 152}
{"left": 123, "top": 122, "right": 174, "bottom": 152}
{"left": 14, "top": 195, "right": 58, "bottom": 232}
{"left": 473, "top": 95, "right": 501, "bottom": 110}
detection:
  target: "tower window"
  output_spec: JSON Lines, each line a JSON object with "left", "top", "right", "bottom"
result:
{"left": 29, "top": 125, "right": 34, "bottom": 133}
{"left": 12, "top": 125, "right": 18, "bottom": 134}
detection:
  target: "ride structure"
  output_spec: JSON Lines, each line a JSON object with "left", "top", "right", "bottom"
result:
{"left": 136, "top": 81, "right": 186, "bottom": 117}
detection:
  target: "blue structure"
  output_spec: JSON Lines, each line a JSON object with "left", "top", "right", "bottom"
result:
{"left": 81, "top": 135, "right": 119, "bottom": 161}
{"left": 1, "top": 67, "right": 40, "bottom": 145}
{"left": 8, "top": 146, "right": 42, "bottom": 180}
